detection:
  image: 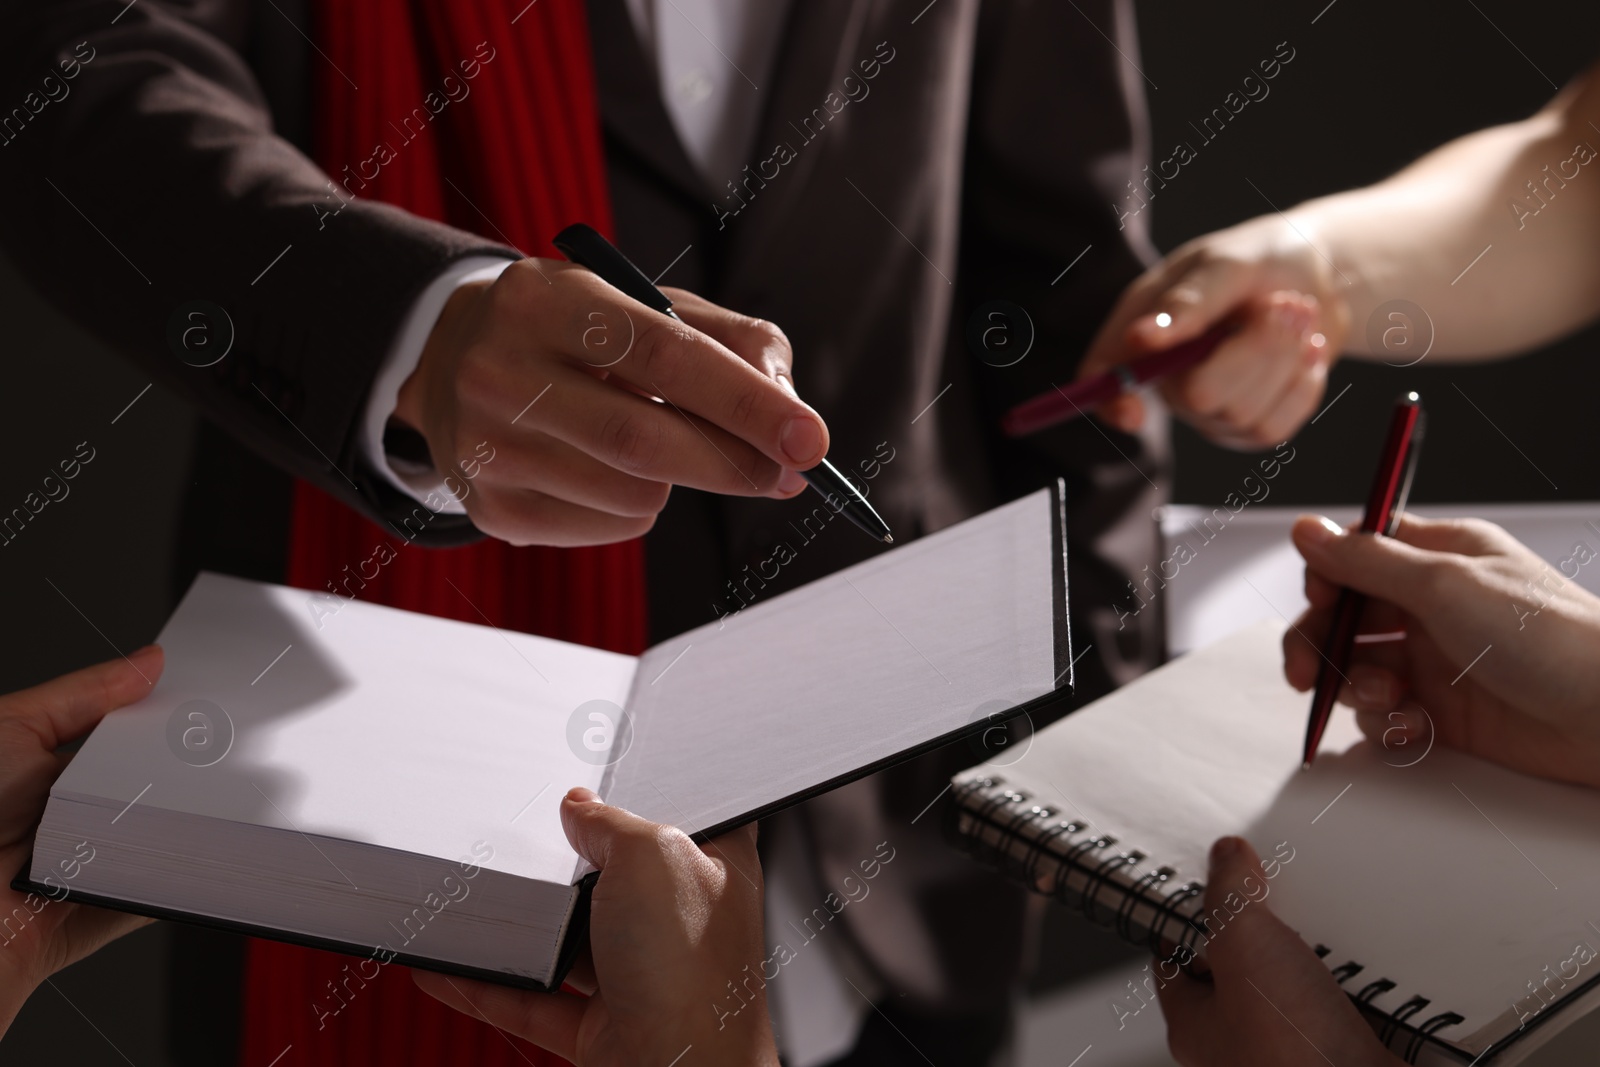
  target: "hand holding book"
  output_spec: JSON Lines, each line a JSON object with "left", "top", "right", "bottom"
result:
{"left": 414, "top": 788, "right": 780, "bottom": 1067}
{"left": 0, "top": 647, "right": 164, "bottom": 1035}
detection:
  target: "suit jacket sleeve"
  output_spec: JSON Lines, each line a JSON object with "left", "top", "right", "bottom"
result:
{"left": 0, "top": 0, "right": 514, "bottom": 545}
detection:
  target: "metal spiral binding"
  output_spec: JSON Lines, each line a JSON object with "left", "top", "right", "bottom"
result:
{"left": 1148, "top": 877, "right": 1205, "bottom": 962}
{"left": 1078, "top": 845, "right": 1145, "bottom": 923}
{"left": 1404, "top": 1010, "right": 1466, "bottom": 1064}
{"left": 950, "top": 776, "right": 1207, "bottom": 965}
{"left": 953, "top": 778, "right": 1466, "bottom": 1059}
{"left": 991, "top": 798, "right": 1040, "bottom": 874}
{"left": 1326, "top": 959, "right": 1465, "bottom": 1063}
{"left": 1329, "top": 960, "right": 1366, "bottom": 984}
{"left": 1057, "top": 831, "right": 1114, "bottom": 901}
{"left": 1355, "top": 978, "right": 1397, "bottom": 1004}
{"left": 971, "top": 781, "right": 1024, "bottom": 861}
{"left": 1026, "top": 816, "right": 1084, "bottom": 891}
{"left": 1007, "top": 802, "right": 1057, "bottom": 882}
{"left": 1119, "top": 864, "right": 1174, "bottom": 945}
{"left": 1380, "top": 996, "right": 1432, "bottom": 1048}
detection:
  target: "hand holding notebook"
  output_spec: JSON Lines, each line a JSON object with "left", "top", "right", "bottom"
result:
{"left": 951, "top": 620, "right": 1600, "bottom": 1064}
{"left": 1158, "top": 835, "right": 1407, "bottom": 1067}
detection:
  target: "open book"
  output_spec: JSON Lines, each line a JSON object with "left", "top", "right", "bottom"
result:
{"left": 17, "top": 485, "right": 1071, "bottom": 991}
{"left": 949, "top": 621, "right": 1600, "bottom": 1064}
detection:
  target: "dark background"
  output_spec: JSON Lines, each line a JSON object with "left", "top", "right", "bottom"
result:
{"left": 3, "top": 1, "right": 1598, "bottom": 1063}
{"left": 1149, "top": 1, "right": 1600, "bottom": 508}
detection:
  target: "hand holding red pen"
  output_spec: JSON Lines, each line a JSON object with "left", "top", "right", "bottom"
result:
{"left": 1075, "top": 217, "right": 1344, "bottom": 448}
{"left": 1283, "top": 513, "right": 1600, "bottom": 790}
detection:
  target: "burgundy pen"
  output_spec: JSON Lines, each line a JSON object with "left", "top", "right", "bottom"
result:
{"left": 1000, "top": 321, "right": 1235, "bottom": 438}
{"left": 1302, "top": 392, "right": 1427, "bottom": 767}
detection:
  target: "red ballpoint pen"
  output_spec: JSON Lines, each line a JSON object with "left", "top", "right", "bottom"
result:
{"left": 1302, "top": 391, "right": 1427, "bottom": 767}
{"left": 1000, "top": 321, "right": 1235, "bottom": 437}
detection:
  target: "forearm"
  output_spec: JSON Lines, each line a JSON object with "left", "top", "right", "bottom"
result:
{"left": 1289, "top": 65, "right": 1600, "bottom": 360}
{"left": 0, "top": 1, "right": 509, "bottom": 541}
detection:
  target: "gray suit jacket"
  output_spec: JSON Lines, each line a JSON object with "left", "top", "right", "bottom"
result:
{"left": 0, "top": 0, "right": 1167, "bottom": 1019}
{"left": 594, "top": 0, "right": 1168, "bottom": 1014}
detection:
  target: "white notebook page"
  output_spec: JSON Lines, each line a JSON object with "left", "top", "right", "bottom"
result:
{"left": 609, "top": 488, "right": 1063, "bottom": 832}
{"left": 54, "top": 573, "right": 636, "bottom": 887}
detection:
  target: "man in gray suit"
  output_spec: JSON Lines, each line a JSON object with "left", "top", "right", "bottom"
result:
{"left": 0, "top": 2, "right": 1165, "bottom": 1063}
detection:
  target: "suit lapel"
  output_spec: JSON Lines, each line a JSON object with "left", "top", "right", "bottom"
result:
{"left": 717, "top": 0, "right": 873, "bottom": 260}
{"left": 586, "top": 0, "right": 710, "bottom": 206}
{"left": 587, "top": 0, "right": 878, "bottom": 232}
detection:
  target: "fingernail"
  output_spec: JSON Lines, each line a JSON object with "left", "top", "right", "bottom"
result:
{"left": 565, "top": 787, "right": 600, "bottom": 805}
{"left": 1301, "top": 515, "right": 1344, "bottom": 546}
{"left": 1210, "top": 836, "right": 1242, "bottom": 866}
{"left": 1303, "top": 332, "right": 1328, "bottom": 366}
{"left": 1355, "top": 674, "right": 1391, "bottom": 706}
{"left": 1290, "top": 301, "right": 1316, "bottom": 333}
{"left": 1134, "top": 312, "right": 1173, "bottom": 340}
{"left": 777, "top": 468, "right": 807, "bottom": 495}
{"left": 781, "top": 416, "right": 823, "bottom": 465}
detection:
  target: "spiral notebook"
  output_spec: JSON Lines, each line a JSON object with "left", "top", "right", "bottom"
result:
{"left": 950, "top": 621, "right": 1600, "bottom": 1065}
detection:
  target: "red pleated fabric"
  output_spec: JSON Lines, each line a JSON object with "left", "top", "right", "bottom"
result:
{"left": 235, "top": 3, "right": 643, "bottom": 1064}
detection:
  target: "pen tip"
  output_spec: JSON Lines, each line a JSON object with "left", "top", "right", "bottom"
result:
{"left": 882, "top": 534, "right": 895, "bottom": 544}
{"left": 1301, "top": 760, "right": 1312, "bottom": 771}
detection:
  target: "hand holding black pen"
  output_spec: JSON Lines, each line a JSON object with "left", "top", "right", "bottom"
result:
{"left": 389, "top": 228, "right": 846, "bottom": 547}
{"left": 553, "top": 224, "right": 893, "bottom": 544}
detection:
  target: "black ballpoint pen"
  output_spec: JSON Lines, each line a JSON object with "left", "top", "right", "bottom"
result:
{"left": 552, "top": 223, "right": 894, "bottom": 545}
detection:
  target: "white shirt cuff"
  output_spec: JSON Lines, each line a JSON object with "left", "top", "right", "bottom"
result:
{"left": 362, "top": 256, "right": 517, "bottom": 515}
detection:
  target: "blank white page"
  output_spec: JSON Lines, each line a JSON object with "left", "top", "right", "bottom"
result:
{"left": 990, "top": 620, "right": 1600, "bottom": 1053}
{"left": 609, "top": 488, "right": 1064, "bottom": 832}
{"left": 1160, "top": 501, "right": 1600, "bottom": 655}
{"left": 54, "top": 573, "right": 636, "bottom": 886}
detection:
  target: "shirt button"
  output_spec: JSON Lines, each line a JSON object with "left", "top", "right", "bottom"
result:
{"left": 676, "top": 67, "right": 713, "bottom": 105}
